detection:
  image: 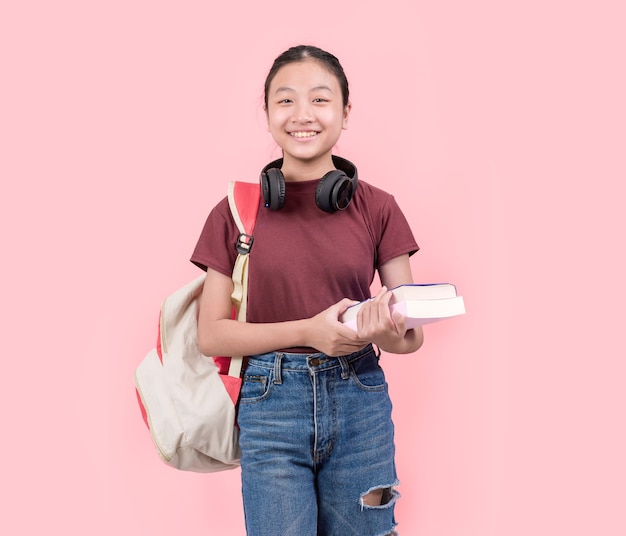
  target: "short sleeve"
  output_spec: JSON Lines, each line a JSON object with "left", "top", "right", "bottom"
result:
{"left": 190, "top": 196, "right": 239, "bottom": 276}
{"left": 374, "top": 193, "right": 419, "bottom": 267}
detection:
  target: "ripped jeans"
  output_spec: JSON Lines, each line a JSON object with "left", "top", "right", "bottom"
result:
{"left": 238, "top": 344, "right": 399, "bottom": 536}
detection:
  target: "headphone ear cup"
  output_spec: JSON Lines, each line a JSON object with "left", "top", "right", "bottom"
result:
{"left": 315, "top": 170, "right": 355, "bottom": 213}
{"left": 261, "top": 168, "right": 286, "bottom": 210}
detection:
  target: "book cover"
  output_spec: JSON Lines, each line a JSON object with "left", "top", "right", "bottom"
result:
{"left": 341, "top": 283, "right": 466, "bottom": 331}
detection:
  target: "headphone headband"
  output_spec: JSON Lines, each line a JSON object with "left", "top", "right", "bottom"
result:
{"left": 260, "top": 156, "right": 358, "bottom": 212}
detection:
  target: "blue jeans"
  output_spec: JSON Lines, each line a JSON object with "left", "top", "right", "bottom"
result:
{"left": 238, "top": 344, "right": 399, "bottom": 536}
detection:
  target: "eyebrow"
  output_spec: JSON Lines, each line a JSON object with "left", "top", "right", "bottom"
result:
{"left": 273, "top": 85, "right": 334, "bottom": 95}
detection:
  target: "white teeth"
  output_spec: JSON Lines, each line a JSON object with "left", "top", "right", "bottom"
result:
{"left": 291, "top": 131, "right": 317, "bottom": 138}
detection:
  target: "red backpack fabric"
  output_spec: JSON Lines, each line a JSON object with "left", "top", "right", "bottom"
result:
{"left": 134, "top": 181, "right": 260, "bottom": 472}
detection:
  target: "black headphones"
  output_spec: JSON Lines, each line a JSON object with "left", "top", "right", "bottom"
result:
{"left": 260, "top": 155, "right": 358, "bottom": 212}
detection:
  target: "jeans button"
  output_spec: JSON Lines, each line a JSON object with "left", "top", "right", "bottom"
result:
{"left": 310, "top": 357, "right": 320, "bottom": 366}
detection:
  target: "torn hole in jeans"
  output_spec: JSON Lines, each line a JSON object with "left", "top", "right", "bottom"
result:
{"left": 359, "top": 483, "right": 400, "bottom": 510}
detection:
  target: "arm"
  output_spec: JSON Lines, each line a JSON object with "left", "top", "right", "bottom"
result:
{"left": 355, "top": 254, "right": 424, "bottom": 354}
{"left": 197, "top": 267, "right": 369, "bottom": 357}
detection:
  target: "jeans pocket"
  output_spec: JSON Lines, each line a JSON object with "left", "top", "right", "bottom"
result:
{"left": 350, "top": 354, "right": 387, "bottom": 392}
{"left": 240, "top": 367, "right": 273, "bottom": 403}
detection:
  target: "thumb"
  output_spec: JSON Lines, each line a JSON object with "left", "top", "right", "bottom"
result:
{"left": 336, "top": 298, "right": 359, "bottom": 313}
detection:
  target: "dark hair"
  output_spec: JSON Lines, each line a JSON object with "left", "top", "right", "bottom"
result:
{"left": 264, "top": 45, "right": 350, "bottom": 109}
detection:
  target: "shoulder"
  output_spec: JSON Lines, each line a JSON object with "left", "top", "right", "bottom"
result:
{"left": 200, "top": 194, "right": 236, "bottom": 228}
{"left": 354, "top": 179, "right": 392, "bottom": 199}
{"left": 353, "top": 179, "right": 402, "bottom": 214}
{"left": 195, "top": 193, "right": 238, "bottom": 244}
{"left": 212, "top": 195, "right": 232, "bottom": 217}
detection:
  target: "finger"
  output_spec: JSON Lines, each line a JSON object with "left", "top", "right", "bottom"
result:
{"left": 368, "top": 290, "right": 391, "bottom": 326}
{"left": 372, "top": 286, "right": 388, "bottom": 303}
{"left": 335, "top": 298, "right": 360, "bottom": 315}
{"left": 391, "top": 309, "right": 406, "bottom": 333}
{"left": 337, "top": 320, "right": 368, "bottom": 342}
{"left": 356, "top": 304, "right": 371, "bottom": 334}
{"left": 359, "top": 289, "right": 385, "bottom": 332}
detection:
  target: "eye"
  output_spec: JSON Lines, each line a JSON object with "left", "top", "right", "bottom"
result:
{"left": 278, "top": 98, "right": 293, "bottom": 104}
{"left": 313, "top": 98, "right": 328, "bottom": 103}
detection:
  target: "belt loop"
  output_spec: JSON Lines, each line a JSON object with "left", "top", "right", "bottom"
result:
{"left": 273, "top": 353, "right": 283, "bottom": 384}
{"left": 338, "top": 355, "right": 350, "bottom": 380}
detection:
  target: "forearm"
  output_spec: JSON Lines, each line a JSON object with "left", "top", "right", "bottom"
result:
{"left": 377, "top": 326, "right": 424, "bottom": 355}
{"left": 199, "top": 296, "right": 369, "bottom": 358}
{"left": 198, "top": 317, "right": 310, "bottom": 357}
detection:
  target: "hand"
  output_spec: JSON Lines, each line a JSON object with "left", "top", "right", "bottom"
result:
{"left": 355, "top": 287, "right": 408, "bottom": 350}
{"left": 306, "top": 298, "right": 369, "bottom": 356}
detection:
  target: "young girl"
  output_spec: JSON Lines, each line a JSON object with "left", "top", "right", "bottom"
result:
{"left": 191, "top": 45, "right": 423, "bottom": 536}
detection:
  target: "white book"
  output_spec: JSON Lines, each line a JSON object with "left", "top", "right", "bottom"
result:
{"left": 341, "top": 283, "right": 466, "bottom": 331}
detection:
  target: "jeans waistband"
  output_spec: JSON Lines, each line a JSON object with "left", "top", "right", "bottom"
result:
{"left": 247, "top": 344, "right": 378, "bottom": 382}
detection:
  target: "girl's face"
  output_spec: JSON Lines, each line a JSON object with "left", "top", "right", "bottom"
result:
{"left": 266, "top": 59, "right": 350, "bottom": 171}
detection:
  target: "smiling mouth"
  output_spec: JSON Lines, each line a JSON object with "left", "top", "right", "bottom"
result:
{"left": 290, "top": 131, "right": 318, "bottom": 138}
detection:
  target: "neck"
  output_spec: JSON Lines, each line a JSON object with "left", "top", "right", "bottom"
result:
{"left": 280, "top": 154, "right": 336, "bottom": 182}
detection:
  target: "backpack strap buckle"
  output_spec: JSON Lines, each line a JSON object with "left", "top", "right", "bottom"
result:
{"left": 236, "top": 233, "right": 254, "bottom": 255}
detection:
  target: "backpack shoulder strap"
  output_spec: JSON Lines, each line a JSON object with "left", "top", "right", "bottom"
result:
{"left": 228, "top": 181, "right": 261, "bottom": 239}
{"left": 227, "top": 181, "right": 260, "bottom": 378}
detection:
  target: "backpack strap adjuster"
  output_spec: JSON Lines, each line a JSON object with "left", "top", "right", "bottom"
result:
{"left": 236, "top": 233, "right": 254, "bottom": 255}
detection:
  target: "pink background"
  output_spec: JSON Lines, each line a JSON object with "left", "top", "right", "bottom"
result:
{"left": 2, "top": 1, "right": 625, "bottom": 534}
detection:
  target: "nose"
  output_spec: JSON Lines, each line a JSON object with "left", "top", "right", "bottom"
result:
{"left": 292, "top": 101, "right": 313, "bottom": 123}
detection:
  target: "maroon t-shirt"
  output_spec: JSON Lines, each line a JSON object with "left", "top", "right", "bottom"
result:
{"left": 191, "top": 178, "right": 418, "bottom": 327}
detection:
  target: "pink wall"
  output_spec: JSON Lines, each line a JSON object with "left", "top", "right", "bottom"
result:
{"left": 2, "top": 1, "right": 625, "bottom": 534}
